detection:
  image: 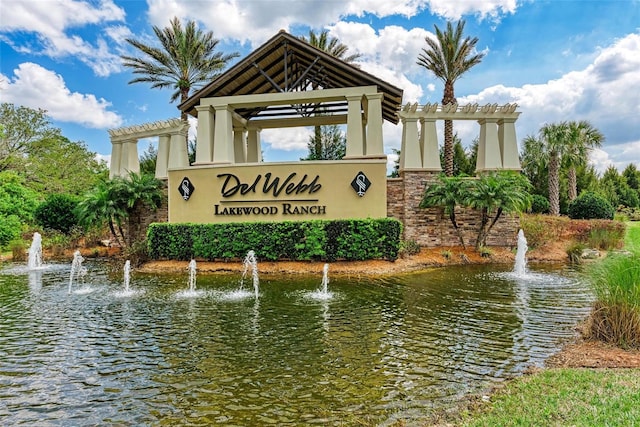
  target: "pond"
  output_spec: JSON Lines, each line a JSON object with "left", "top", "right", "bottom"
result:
{"left": 0, "top": 260, "right": 591, "bottom": 426}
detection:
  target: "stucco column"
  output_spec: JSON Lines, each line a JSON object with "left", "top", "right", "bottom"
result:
{"left": 155, "top": 134, "right": 170, "bottom": 179}
{"left": 498, "top": 118, "right": 521, "bottom": 170}
{"left": 344, "top": 95, "right": 365, "bottom": 157}
{"left": 400, "top": 117, "right": 422, "bottom": 170}
{"left": 419, "top": 118, "right": 442, "bottom": 171}
{"left": 109, "top": 140, "right": 123, "bottom": 179}
{"left": 364, "top": 93, "right": 384, "bottom": 156}
{"left": 167, "top": 131, "right": 189, "bottom": 170}
{"left": 194, "top": 105, "right": 214, "bottom": 164}
{"left": 246, "top": 128, "right": 262, "bottom": 163}
{"left": 212, "top": 104, "right": 234, "bottom": 164}
{"left": 476, "top": 118, "right": 502, "bottom": 172}
{"left": 121, "top": 139, "right": 140, "bottom": 176}
{"left": 233, "top": 129, "right": 247, "bottom": 163}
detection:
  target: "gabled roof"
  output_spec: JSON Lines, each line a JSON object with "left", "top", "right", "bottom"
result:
{"left": 179, "top": 30, "right": 403, "bottom": 125}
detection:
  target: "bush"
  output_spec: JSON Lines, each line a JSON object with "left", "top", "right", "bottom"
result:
{"left": 34, "top": 194, "right": 79, "bottom": 234}
{"left": 568, "top": 192, "right": 615, "bottom": 220}
{"left": 0, "top": 214, "right": 22, "bottom": 248}
{"left": 529, "top": 194, "right": 550, "bottom": 214}
{"left": 147, "top": 218, "right": 402, "bottom": 262}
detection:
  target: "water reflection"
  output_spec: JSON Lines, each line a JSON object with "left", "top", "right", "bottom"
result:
{"left": 0, "top": 262, "right": 592, "bottom": 425}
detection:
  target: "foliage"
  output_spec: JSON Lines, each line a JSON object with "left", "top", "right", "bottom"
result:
{"left": 139, "top": 143, "right": 158, "bottom": 175}
{"left": 529, "top": 194, "right": 550, "bottom": 214}
{"left": 301, "top": 124, "right": 346, "bottom": 160}
{"left": 417, "top": 20, "right": 484, "bottom": 176}
{"left": 121, "top": 17, "right": 239, "bottom": 119}
{"left": 10, "top": 239, "right": 27, "bottom": 262}
{"left": 568, "top": 191, "right": 615, "bottom": 220}
{"left": 464, "top": 172, "right": 532, "bottom": 250}
{"left": 0, "top": 103, "right": 61, "bottom": 172}
{"left": 399, "top": 239, "right": 421, "bottom": 257}
{"left": 0, "top": 171, "right": 40, "bottom": 247}
{"left": 586, "top": 249, "right": 640, "bottom": 348}
{"left": 519, "top": 214, "right": 563, "bottom": 249}
{"left": 34, "top": 194, "right": 80, "bottom": 234}
{"left": 299, "top": 30, "right": 362, "bottom": 64}
{"left": 565, "top": 241, "right": 586, "bottom": 264}
{"left": 147, "top": 218, "right": 402, "bottom": 262}
{"left": 75, "top": 172, "right": 164, "bottom": 247}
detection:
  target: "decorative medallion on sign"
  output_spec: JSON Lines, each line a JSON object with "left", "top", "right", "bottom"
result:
{"left": 178, "top": 177, "right": 195, "bottom": 201}
{"left": 350, "top": 172, "right": 371, "bottom": 197}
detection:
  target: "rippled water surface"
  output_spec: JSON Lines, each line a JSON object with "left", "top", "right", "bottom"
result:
{"left": 0, "top": 261, "right": 592, "bottom": 425}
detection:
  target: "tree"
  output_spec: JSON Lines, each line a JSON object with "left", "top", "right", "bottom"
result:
{"left": 465, "top": 172, "right": 532, "bottom": 250}
{"left": 539, "top": 122, "right": 570, "bottom": 216}
{"left": 564, "top": 120, "right": 604, "bottom": 201}
{"left": 0, "top": 103, "right": 60, "bottom": 172}
{"left": 622, "top": 163, "right": 640, "bottom": 191}
{"left": 25, "top": 135, "right": 107, "bottom": 195}
{"left": 301, "top": 124, "right": 346, "bottom": 160}
{"left": 139, "top": 143, "right": 158, "bottom": 176}
{"left": 417, "top": 20, "right": 484, "bottom": 176}
{"left": 300, "top": 29, "right": 361, "bottom": 160}
{"left": 121, "top": 17, "right": 239, "bottom": 122}
{"left": 75, "top": 172, "right": 164, "bottom": 247}
{"left": 438, "top": 134, "right": 475, "bottom": 176}
{"left": 419, "top": 174, "right": 471, "bottom": 248}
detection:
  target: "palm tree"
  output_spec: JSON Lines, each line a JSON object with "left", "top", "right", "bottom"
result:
{"left": 564, "top": 120, "right": 604, "bottom": 201}
{"left": 465, "top": 172, "right": 532, "bottom": 250}
{"left": 300, "top": 30, "right": 361, "bottom": 159}
{"left": 420, "top": 174, "right": 472, "bottom": 248}
{"left": 417, "top": 20, "right": 484, "bottom": 176}
{"left": 121, "top": 17, "right": 239, "bottom": 122}
{"left": 300, "top": 29, "right": 362, "bottom": 64}
{"left": 538, "top": 122, "right": 570, "bottom": 216}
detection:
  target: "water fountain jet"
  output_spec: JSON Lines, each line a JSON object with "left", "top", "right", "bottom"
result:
{"left": 241, "top": 250, "right": 259, "bottom": 299}
{"left": 513, "top": 229, "right": 528, "bottom": 277}
{"left": 28, "top": 232, "right": 43, "bottom": 270}
{"left": 68, "top": 250, "right": 86, "bottom": 293}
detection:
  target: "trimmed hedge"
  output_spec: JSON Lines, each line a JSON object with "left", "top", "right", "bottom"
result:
{"left": 147, "top": 218, "right": 402, "bottom": 262}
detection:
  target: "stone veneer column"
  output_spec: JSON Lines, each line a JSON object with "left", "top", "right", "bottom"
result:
{"left": 344, "top": 95, "right": 364, "bottom": 157}
{"left": 194, "top": 105, "right": 214, "bottom": 164}
{"left": 155, "top": 134, "right": 170, "bottom": 179}
{"left": 498, "top": 118, "right": 521, "bottom": 170}
{"left": 212, "top": 104, "right": 234, "bottom": 164}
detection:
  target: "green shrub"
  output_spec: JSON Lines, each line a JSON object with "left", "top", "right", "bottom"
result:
{"left": 399, "top": 240, "right": 421, "bottom": 257}
{"left": 0, "top": 214, "right": 22, "bottom": 248}
{"left": 147, "top": 218, "right": 402, "bottom": 262}
{"left": 566, "top": 241, "right": 586, "bottom": 264}
{"left": 568, "top": 192, "right": 615, "bottom": 220}
{"left": 529, "top": 194, "right": 550, "bottom": 214}
{"left": 34, "top": 194, "right": 79, "bottom": 234}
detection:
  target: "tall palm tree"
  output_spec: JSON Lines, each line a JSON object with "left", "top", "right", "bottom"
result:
{"left": 300, "top": 30, "right": 361, "bottom": 159}
{"left": 564, "top": 120, "right": 604, "bottom": 201}
{"left": 540, "top": 122, "right": 570, "bottom": 216}
{"left": 121, "top": 17, "right": 239, "bottom": 122}
{"left": 417, "top": 20, "right": 484, "bottom": 176}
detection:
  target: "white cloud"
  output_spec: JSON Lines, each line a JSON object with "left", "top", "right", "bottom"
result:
{"left": 453, "top": 32, "right": 640, "bottom": 171}
{"left": 261, "top": 127, "right": 312, "bottom": 152}
{"left": 146, "top": 0, "right": 518, "bottom": 46}
{"left": 0, "top": 62, "right": 122, "bottom": 128}
{"left": 0, "top": 0, "right": 126, "bottom": 76}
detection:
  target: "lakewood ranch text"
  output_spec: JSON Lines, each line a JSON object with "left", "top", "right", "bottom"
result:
{"left": 214, "top": 203, "right": 327, "bottom": 216}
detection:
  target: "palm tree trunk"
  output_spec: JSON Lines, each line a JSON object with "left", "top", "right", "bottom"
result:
{"left": 449, "top": 210, "right": 466, "bottom": 249}
{"left": 568, "top": 167, "right": 577, "bottom": 201}
{"left": 443, "top": 81, "right": 456, "bottom": 176}
{"left": 475, "top": 209, "right": 490, "bottom": 250}
{"left": 549, "top": 154, "right": 561, "bottom": 215}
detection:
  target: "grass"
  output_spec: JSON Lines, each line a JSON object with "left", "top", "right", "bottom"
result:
{"left": 455, "top": 220, "right": 640, "bottom": 426}
{"left": 460, "top": 369, "right": 640, "bottom": 426}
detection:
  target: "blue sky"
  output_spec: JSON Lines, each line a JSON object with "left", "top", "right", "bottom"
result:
{"left": 1, "top": 0, "right": 639, "bottom": 174}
